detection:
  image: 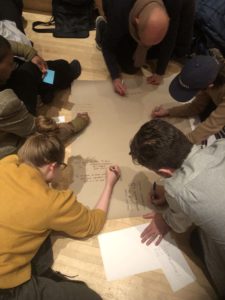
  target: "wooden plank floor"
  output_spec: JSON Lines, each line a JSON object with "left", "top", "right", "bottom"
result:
{"left": 23, "top": 11, "right": 217, "bottom": 300}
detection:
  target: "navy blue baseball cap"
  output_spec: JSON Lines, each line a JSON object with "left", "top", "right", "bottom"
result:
{"left": 169, "top": 55, "right": 221, "bottom": 102}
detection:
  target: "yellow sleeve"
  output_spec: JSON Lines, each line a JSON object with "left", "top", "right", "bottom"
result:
{"left": 168, "top": 91, "right": 212, "bottom": 118}
{"left": 48, "top": 189, "right": 106, "bottom": 238}
{"left": 0, "top": 154, "right": 19, "bottom": 164}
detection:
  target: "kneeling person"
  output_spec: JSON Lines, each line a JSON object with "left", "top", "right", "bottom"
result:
{"left": 130, "top": 119, "right": 225, "bottom": 298}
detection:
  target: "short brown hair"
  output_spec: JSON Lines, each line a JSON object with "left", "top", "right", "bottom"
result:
{"left": 18, "top": 133, "right": 65, "bottom": 167}
{"left": 130, "top": 119, "right": 193, "bottom": 170}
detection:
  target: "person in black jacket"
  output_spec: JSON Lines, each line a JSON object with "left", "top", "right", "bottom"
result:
{"left": 95, "top": 0, "right": 195, "bottom": 96}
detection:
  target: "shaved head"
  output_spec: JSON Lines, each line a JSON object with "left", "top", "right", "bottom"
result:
{"left": 137, "top": 4, "right": 169, "bottom": 47}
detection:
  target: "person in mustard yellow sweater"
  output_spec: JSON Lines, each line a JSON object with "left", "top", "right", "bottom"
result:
{"left": 0, "top": 133, "right": 120, "bottom": 299}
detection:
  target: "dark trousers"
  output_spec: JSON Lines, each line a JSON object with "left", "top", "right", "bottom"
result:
{"left": 0, "top": 0, "right": 24, "bottom": 33}
{"left": 0, "top": 237, "right": 102, "bottom": 300}
{"left": 6, "top": 59, "right": 75, "bottom": 115}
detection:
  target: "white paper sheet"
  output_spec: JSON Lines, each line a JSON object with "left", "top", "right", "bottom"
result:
{"left": 98, "top": 224, "right": 196, "bottom": 291}
{"left": 52, "top": 115, "right": 65, "bottom": 123}
{"left": 155, "top": 235, "right": 196, "bottom": 291}
{"left": 98, "top": 224, "right": 160, "bottom": 281}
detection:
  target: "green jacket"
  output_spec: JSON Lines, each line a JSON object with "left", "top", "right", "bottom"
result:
{"left": 9, "top": 40, "right": 37, "bottom": 60}
{"left": 0, "top": 89, "right": 36, "bottom": 158}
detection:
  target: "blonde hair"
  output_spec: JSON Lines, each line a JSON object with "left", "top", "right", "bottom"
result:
{"left": 18, "top": 133, "right": 65, "bottom": 167}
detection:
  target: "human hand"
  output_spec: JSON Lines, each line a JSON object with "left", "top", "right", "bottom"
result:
{"left": 141, "top": 213, "right": 170, "bottom": 246}
{"left": 70, "top": 112, "right": 90, "bottom": 133}
{"left": 147, "top": 74, "right": 163, "bottom": 85}
{"left": 150, "top": 184, "right": 167, "bottom": 207}
{"left": 151, "top": 105, "right": 169, "bottom": 118}
{"left": 77, "top": 112, "right": 90, "bottom": 123}
{"left": 113, "top": 78, "right": 127, "bottom": 96}
{"left": 106, "top": 165, "right": 121, "bottom": 186}
{"left": 31, "top": 55, "right": 48, "bottom": 74}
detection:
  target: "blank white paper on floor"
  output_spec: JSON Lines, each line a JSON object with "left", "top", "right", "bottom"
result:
{"left": 98, "top": 224, "right": 196, "bottom": 292}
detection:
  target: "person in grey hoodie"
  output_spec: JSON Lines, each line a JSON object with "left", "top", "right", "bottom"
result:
{"left": 130, "top": 119, "right": 225, "bottom": 299}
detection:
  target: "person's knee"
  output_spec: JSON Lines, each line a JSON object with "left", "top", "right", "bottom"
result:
{"left": 48, "top": 59, "right": 81, "bottom": 89}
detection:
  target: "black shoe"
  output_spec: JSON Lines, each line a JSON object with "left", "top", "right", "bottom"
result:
{"left": 95, "top": 16, "right": 107, "bottom": 50}
{"left": 70, "top": 59, "right": 82, "bottom": 80}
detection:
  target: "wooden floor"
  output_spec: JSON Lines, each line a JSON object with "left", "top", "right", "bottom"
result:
{"left": 23, "top": 10, "right": 217, "bottom": 300}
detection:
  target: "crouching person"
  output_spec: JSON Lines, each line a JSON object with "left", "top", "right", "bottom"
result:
{"left": 129, "top": 119, "right": 225, "bottom": 298}
{"left": 0, "top": 133, "right": 120, "bottom": 300}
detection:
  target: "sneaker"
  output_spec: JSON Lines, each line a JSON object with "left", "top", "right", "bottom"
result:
{"left": 95, "top": 16, "right": 107, "bottom": 50}
{"left": 70, "top": 59, "right": 82, "bottom": 80}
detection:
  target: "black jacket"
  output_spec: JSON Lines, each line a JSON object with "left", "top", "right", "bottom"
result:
{"left": 102, "top": 0, "right": 195, "bottom": 79}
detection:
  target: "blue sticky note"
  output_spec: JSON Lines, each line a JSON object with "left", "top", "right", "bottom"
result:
{"left": 43, "top": 69, "right": 55, "bottom": 84}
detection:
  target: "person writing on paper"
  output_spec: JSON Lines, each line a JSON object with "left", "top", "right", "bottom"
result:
{"left": 95, "top": 0, "right": 195, "bottom": 95}
{"left": 151, "top": 53, "right": 225, "bottom": 145}
{"left": 0, "top": 133, "right": 120, "bottom": 300}
{"left": 129, "top": 119, "right": 225, "bottom": 298}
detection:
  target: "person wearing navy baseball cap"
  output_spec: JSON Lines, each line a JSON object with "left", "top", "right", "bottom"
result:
{"left": 151, "top": 52, "right": 225, "bottom": 144}
{"left": 169, "top": 55, "right": 221, "bottom": 102}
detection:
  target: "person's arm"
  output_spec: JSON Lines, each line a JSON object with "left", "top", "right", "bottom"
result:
{"left": 0, "top": 89, "right": 35, "bottom": 137}
{"left": 162, "top": 190, "right": 193, "bottom": 233}
{"left": 102, "top": 30, "right": 128, "bottom": 96}
{"left": 186, "top": 98, "right": 225, "bottom": 144}
{"left": 168, "top": 91, "right": 212, "bottom": 118}
{"left": 101, "top": 0, "right": 131, "bottom": 81}
{"left": 154, "top": 1, "right": 182, "bottom": 76}
{"left": 48, "top": 166, "right": 120, "bottom": 238}
{"left": 9, "top": 40, "right": 47, "bottom": 73}
{"left": 95, "top": 166, "right": 120, "bottom": 212}
{"left": 140, "top": 190, "right": 192, "bottom": 246}
{"left": 151, "top": 91, "right": 211, "bottom": 119}
{"left": 154, "top": 0, "right": 195, "bottom": 76}
{"left": 9, "top": 40, "right": 37, "bottom": 61}
{"left": 102, "top": 32, "right": 121, "bottom": 81}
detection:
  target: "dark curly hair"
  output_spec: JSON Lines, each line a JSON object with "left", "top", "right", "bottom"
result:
{"left": 129, "top": 119, "right": 193, "bottom": 170}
